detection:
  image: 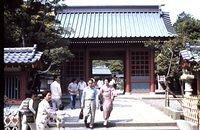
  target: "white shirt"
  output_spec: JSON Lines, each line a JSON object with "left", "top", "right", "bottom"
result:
{"left": 17, "top": 98, "right": 36, "bottom": 114}
{"left": 29, "top": 98, "right": 36, "bottom": 114}
{"left": 36, "top": 99, "right": 55, "bottom": 125}
{"left": 109, "top": 79, "right": 116, "bottom": 86}
{"left": 97, "top": 80, "right": 104, "bottom": 88}
{"left": 78, "top": 81, "right": 87, "bottom": 91}
{"left": 50, "top": 81, "right": 62, "bottom": 99}
{"left": 81, "top": 87, "right": 99, "bottom": 108}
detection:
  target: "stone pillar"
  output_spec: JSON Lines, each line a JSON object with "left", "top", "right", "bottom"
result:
{"left": 180, "top": 72, "right": 194, "bottom": 96}
{"left": 155, "top": 75, "right": 165, "bottom": 94}
{"left": 180, "top": 62, "right": 194, "bottom": 96}
{"left": 184, "top": 82, "right": 193, "bottom": 96}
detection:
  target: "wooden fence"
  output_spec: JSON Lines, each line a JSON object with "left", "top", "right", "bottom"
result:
{"left": 4, "top": 109, "right": 55, "bottom": 129}
{"left": 4, "top": 113, "right": 20, "bottom": 130}
{"left": 182, "top": 96, "right": 200, "bottom": 127}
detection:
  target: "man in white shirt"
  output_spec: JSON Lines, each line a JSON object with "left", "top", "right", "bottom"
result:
{"left": 50, "top": 76, "right": 62, "bottom": 110}
{"left": 78, "top": 78, "right": 87, "bottom": 107}
{"left": 81, "top": 79, "right": 99, "bottom": 129}
{"left": 97, "top": 78, "right": 104, "bottom": 89}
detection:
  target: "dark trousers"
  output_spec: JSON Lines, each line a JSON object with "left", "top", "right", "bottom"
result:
{"left": 70, "top": 95, "right": 76, "bottom": 109}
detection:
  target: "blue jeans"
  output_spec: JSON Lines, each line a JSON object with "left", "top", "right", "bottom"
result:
{"left": 70, "top": 95, "right": 76, "bottom": 109}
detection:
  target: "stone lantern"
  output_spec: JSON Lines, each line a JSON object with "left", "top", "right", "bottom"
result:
{"left": 180, "top": 62, "right": 194, "bottom": 96}
{"left": 180, "top": 43, "right": 200, "bottom": 96}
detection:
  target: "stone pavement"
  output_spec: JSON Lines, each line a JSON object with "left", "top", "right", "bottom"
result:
{"left": 49, "top": 93, "right": 180, "bottom": 129}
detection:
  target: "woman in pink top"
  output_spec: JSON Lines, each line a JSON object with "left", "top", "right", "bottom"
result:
{"left": 99, "top": 79, "right": 117, "bottom": 126}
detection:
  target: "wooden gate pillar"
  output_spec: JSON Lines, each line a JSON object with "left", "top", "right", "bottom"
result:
{"left": 125, "top": 46, "right": 131, "bottom": 94}
{"left": 150, "top": 49, "right": 155, "bottom": 92}
{"left": 20, "top": 71, "right": 27, "bottom": 99}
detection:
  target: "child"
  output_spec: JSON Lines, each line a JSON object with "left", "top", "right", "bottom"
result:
{"left": 56, "top": 104, "right": 69, "bottom": 130}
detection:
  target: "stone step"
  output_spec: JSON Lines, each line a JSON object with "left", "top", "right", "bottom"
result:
{"left": 49, "top": 122, "right": 179, "bottom": 128}
{"left": 49, "top": 126, "right": 179, "bottom": 130}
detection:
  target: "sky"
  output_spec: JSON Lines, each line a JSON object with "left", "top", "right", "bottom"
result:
{"left": 61, "top": 0, "right": 200, "bottom": 24}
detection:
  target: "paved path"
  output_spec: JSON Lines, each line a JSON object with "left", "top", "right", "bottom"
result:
{"left": 49, "top": 93, "right": 179, "bottom": 129}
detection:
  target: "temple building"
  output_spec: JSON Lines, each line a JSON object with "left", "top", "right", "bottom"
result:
{"left": 4, "top": 44, "right": 43, "bottom": 104}
{"left": 57, "top": 5, "right": 177, "bottom": 93}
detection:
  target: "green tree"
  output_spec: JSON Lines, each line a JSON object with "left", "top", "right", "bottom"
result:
{"left": 144, "top": 12, "right": 200, "bottom": 94}
{"left": 145, "top": 12, "right": 200, "bottom": 77}
{"left": 173, "top": 12, "right": 200, "bottom": 72}
{"left": 4, "top": 0, "right": 74, "bottom": 74}
{"left": 174, "top": 12, "right": 200, "bottom": 44}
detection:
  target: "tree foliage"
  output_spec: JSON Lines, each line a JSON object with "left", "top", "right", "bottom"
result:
{"left": 173, "top": 12, "right": 200, "bottom": 72}
{"left": 174, "top": 12, "right": 200, "bottom": 44}
{"left": 145, "top": 12, "right": 200, "bottom": 77}
{"left": 4, "top": 0, "right": 73, "bottom": 74}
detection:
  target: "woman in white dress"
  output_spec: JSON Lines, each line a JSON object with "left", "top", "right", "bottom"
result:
{"left": 36, "top": 90, "right": 56, "bottom": 130}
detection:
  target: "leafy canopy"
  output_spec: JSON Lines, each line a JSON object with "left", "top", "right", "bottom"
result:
{"left": 145, "top": 12, "right": 200, "bottom": 77}
{"left": 4, "top": 0, "right": 74, "bottom": 74}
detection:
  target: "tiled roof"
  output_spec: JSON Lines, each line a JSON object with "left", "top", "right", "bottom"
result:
{"left": 180, "top": 43, "right": 200, "bottom": 63}
{"left": 92, "top": 66, "right": 112, "bottom": 75}
{"left": 4, "top": 44, "right": 43, "bottom": 64}
{"left": 56, "top": 5, "right": 177, "bottom": 39}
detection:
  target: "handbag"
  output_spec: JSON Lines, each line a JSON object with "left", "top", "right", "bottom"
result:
{"left": 79, "top": 108, "right": 83, "bottom": 119}
{"left": 100, "top": 105, "right": 103, "bottom": 111}
{"left": 25, "top": 112, "right": 35, "bottom": 123}
{"left": 99, "top": 99, "right": 103, "bottom": 111}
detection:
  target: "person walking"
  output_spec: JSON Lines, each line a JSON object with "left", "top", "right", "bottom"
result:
{"left": 78, "top": 78, "right": 87, "bottom": 107}
{"left": 99, "top": 79, "right": 117, "bottom": 126}
{"left": 28, "top": 92, "right": 40, "bottom": 130}
{"left": 68, "top": 78, "right": 78, "bottom": 109}
{"left": 110, "top": 75, "right": 117, "bottom": 89}
{"left": 81, "top": 79, "right": 99, "bottom": 129}
{"left": 50, "top": 76, "right": 62, "bottom": 110}
{"left": 97, "top": 77, "right": 104, "bottom": 89}
{"left": 36, "top": 90, "right": 56, "bottom": 130}
{"left": 17, "top": 92, "right": 38, "bottom": 130}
